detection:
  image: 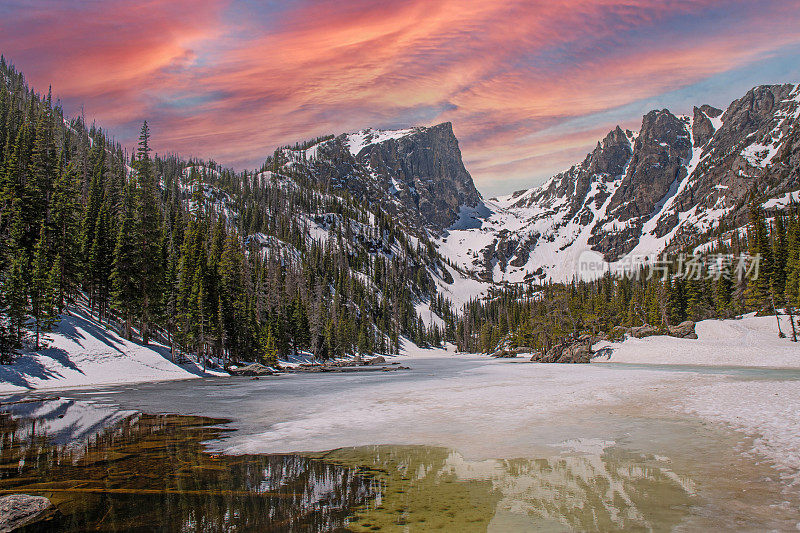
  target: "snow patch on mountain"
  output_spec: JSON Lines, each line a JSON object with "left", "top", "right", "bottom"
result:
{"left": 345, "top": 127, "right": 417, "bottom": 156}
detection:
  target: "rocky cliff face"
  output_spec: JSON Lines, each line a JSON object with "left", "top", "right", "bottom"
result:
{"left": 589, "top": 109, "right": 692, "bottom": 257}
{"left": 437, "top": 83, "right": 800, "bottom": 283}
{"left": 275, "top": 85, "right": 799, "bottom": 285}
{"left": 282, "top": 122, "right": 482, "bottom": 232}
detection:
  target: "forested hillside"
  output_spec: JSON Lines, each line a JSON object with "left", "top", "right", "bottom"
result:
{"left": 0, "top": 59, "right": 458, "bottom": 366}
{"left": 2, "top": 55, "right": 798, "bottom": 367}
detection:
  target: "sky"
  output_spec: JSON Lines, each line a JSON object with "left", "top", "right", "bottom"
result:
{"left": 2, "top": 1, "right": 800, "bottom": 197}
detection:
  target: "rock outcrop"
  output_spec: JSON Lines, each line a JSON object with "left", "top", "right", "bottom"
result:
{"left": 294, "top": 122, "right": 482, "bottom": 232}
{"left": 229, "top": 363, "right": 275, "bottom": 376}
{"left": 630, "top": 324, "right": 659, "bottom": 339}
{"left": 448, "top": 83, "right": 800, "bottom": 283}
{"left": 530, "top": 340, "right": 592, "bottom": 363}
{"left": 592, "top": 110, "right": 692, "bottom": 258}
{"left": 616, "top": 321, "right": 697, "bottom": 340}
{"left": 667, "top": 321, "right": 698, "bottom": 339}
{"left": 490, "top": 346, "right": 534, "bottom": 358}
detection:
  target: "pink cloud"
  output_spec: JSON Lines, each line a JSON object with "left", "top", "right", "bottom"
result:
{"left": 3, "top": 0, "right": 799, "bottom": 192}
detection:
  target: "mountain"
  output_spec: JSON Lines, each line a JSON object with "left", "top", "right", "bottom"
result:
{"left": 435, "top": 84, "right": 800, "bottom": 283}
{"left": 3, "top": 52, "right": 799, "bottom": 370}
{"left": 276, "top": 122, "right": 482, "bottom": 232}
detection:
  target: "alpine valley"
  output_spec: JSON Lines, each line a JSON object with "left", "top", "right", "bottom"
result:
{"left": 1, "top": 57, "right": 800, "bottom": 367}
{"left": 229, "top": 83, "right": 800, "bottom": 289}
{"left": 5, "top": 53, "right": 800, "bottom": 533}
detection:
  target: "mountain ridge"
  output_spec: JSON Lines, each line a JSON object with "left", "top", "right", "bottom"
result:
{"left": 431, "top": 83, "right": 800, "bottom": 283}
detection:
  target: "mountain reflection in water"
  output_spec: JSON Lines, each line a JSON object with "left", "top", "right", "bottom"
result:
{"left": 1, "top": 398, "right": 698, "bottom": 531}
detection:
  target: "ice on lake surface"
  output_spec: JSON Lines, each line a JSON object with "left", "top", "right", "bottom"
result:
{"left": 3, "top": 356, "right": 800, "bottom": 530}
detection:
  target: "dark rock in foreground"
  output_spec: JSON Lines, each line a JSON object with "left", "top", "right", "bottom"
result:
{"left": 0, "top": 494, "right": 56, "bottom": 532}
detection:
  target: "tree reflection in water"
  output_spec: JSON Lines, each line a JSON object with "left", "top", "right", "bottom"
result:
{"left": 0, "top": 405, "right": 378, "bottom": 531}
{"left": 0, "top": 399, "right": 700, "bottom": 531}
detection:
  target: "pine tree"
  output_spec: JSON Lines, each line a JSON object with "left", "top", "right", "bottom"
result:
{"left": 772, "top": 212, "right": 788, "bottom": 306}
{"left": 49, "top": 160, "right": 81, "bottom": 310}
{"left": 81, "top": 139, "right": 106, "bottom": 308}
{"left": 134, "top": 122, "right": 163, "bottom": 344}
{"left": 261, "top": 327, "right": 278, "bottom": 366}
{"left": 111, "top": 184, "right": 142, "bottom": 339}
{"left": 88, "top": 201, "right": 114, "bottom": 321}
{"left": 714, "top": 272, "right": 734, "bottom": 316}
{"left": 30, "top": 223, "right": 56, "bottom": 349}
{"left": 745, "top": 201, "right": 773, "bottom": 312}
{"left": 218, "top": 233, "right": 244, "bottom": 362}
{"left": 786, "top": 210, "right": 800, "bottom": 308}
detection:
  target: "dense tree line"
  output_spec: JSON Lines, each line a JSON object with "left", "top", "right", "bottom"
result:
{"left": 0, "top": 59, "right": 454, "bottom": 365}
{"left": 456, "top": 200, "right": 800, "bottom": 353}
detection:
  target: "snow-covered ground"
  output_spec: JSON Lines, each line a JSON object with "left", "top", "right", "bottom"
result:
{"left": 0, "top": 310, "right": 226, "bottom": 394}
{"left": 0, "top": 309, "right": 459, "bottom": 393}
{"left": 596, "top": 313, "right": 800, "bottom": 368}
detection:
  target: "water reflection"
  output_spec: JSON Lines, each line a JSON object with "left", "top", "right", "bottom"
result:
{"left": 0, "top": 399, "right": 709, "bottom": 531}
{"left": 317, "top": 445, "right": 694, "bottom": 532}
{"left": 0, "top": 401, "right": 378, "bottom": 531}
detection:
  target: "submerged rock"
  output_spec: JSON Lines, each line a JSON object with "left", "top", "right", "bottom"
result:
{"left": 0, "top": 494, "right": 56, "bottom": 532}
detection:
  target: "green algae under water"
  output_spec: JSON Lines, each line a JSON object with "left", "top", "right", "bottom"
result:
{"left": 1, "top": 405, "right": 798, "bottom": 532}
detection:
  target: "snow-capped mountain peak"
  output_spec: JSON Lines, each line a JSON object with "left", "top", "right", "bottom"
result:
{"left": 435, "top": 83, "right": 800, "bottom": 283}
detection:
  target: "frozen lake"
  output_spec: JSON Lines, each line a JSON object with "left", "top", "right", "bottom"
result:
{"left": 4, "top": 356, "right": 800, "bottom": 530}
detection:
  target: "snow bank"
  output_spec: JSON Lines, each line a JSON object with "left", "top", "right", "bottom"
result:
{"left": 0, "top": 310, "right": 225, "bottom": 395}
{"left": 597, "top": 314, "right": 800, "bottom": 368}
{"left": 398, "top": 338, "right": 459, "bottom": 358}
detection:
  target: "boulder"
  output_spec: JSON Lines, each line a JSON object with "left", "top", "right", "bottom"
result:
{"left": 593, "top": 346, "right": 614, "bottom": 360}
{"left": 630, "top": 324, "right": 659, "bottom": 338}
{"left": 366, "top": 356, "right": 386, "bottom": 366}
{"left": 611, "top": 325, "right": 628, "bottom": 338}
{"left": 0, "top": 494, "right": 56, "bottom": 532}
{"left": 531, "top": 340, "right": 592, "bottom": 364}
{"left": 490, "top": 348, "right": 520, "bottom": 358}
{"left": 668, "top": 320, "right": 698, "bottom": 339}
{"left": 229, "top": 363, "right": 274, "bottom": 376}
{"left": 511, "top": 346, "right": 534, "bottom": 355}
{"left": 327, "top": 360, "right": 359, "bottom": 367}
